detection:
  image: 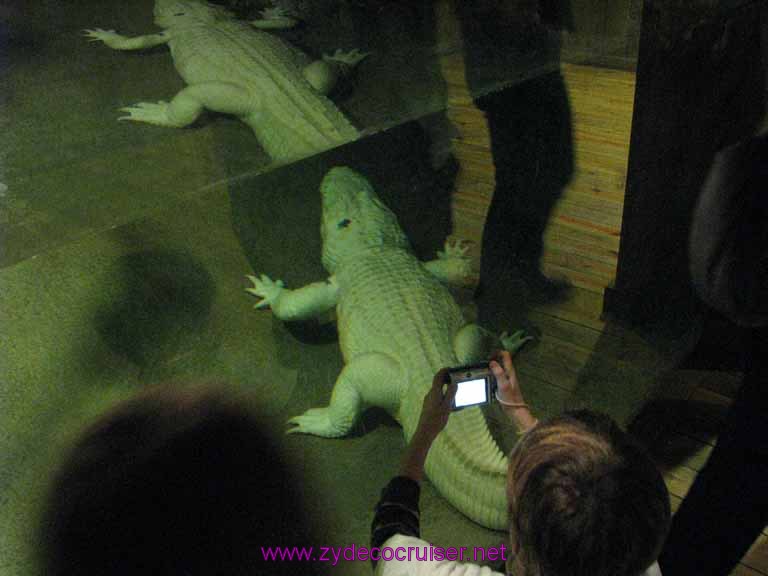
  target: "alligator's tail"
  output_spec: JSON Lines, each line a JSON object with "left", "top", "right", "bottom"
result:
{"left": 404, "top": 398, "right": 510, "bottom": 530}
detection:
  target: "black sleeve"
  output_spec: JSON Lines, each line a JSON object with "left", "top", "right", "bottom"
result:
{"left": 689, "top": 132, "right": 768, "bottom": 326}
{"left": 370, "top": 476, "right": 421, "bottom": 567}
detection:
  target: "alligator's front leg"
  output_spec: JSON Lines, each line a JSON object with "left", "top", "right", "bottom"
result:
{"left": 288, "top": 353, "right": 403, "bottom": 437}
{"left": 424, "top": 239, "right": 472, "bottom": 287}
{"left": 84, "top": 28, "right": 169, "bottom": 50}
{"left": 246, "top": 274, "right": 338, "bottom": 321}
{"left": 453, "top": 325, "right": 532, "bottom": 365}
{"left": 119, "top": 82, "right": 257, "bottom": 128}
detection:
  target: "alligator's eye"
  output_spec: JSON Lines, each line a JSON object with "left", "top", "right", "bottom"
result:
{"left": 337, "top": 218, "right": 352, "bottom": 229}
{"left": 174, "top": 12, "right": 185, "bottom": 16}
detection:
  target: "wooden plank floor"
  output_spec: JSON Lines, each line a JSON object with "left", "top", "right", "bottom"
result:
{"left": 438, "top": 48, "right": 766, "bottom": 574}
{"left": 443, "top": 57, "right": 633, "bottom": 295}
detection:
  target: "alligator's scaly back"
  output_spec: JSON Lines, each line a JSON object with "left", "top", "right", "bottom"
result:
{"left": 203, "top": 23, "right": 359, "bottom": 160}
{"left": 153, "top": 0, "right": 231, "bottom": 28}
{"left": 406, "top": 388, "right": 510, "bottom": 529}
{"left": 93, "top": 0, "right": 360, "bottom": 162}
{"left": 161, "top": 0, "right": 359, "bottom": 160}
{"left": 318, "top": 167, "right": 511, "bottom": 530}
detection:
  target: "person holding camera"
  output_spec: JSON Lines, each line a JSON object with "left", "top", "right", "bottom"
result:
{"left": 371, "top": 351, "right": 670, "bottom": 576}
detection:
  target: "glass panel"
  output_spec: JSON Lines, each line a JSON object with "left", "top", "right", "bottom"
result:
{"left": 10, "top": 0, "right": 761, "bottom": 574}
{"left": 2, "top": 0, "right": 640, "bottom": 265}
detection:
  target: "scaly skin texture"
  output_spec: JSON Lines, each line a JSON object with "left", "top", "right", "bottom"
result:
{"left": 246, "top": 167, "right": 530, "bottom": 529}
{"left": 84, "top": 0, "right": 365, "bottom": 162}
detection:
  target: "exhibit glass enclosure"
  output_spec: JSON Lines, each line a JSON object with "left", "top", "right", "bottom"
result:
{"left": 1, "top": 1, "right": 663, "bottom": 574}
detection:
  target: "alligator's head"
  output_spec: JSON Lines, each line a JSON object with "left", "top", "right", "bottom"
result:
{"left": 153, "top": 0, "right": 233, "bottom": 28}
{"left": 320, "top": 167, "right": 410, "bottom": 273}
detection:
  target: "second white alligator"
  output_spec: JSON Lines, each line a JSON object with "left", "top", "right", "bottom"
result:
{"left": 246, "top": 167, "right": 530, "bottom": 530}
{"left": 85, "top": 0, "right": 366, "bottom": 162}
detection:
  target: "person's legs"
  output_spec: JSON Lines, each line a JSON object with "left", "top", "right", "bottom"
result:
{"left": 659, "top": 329, "right": 768, "bottom": 575}
{"left": 475, "top": 73, "right": 573, "bottom": 317}
{"left": 474, "top": 88, "right": 536, "bottom": 328}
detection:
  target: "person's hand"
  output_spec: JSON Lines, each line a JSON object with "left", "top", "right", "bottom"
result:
{"left": 399, "top": 369, "right": 457, "bottom": 482}
{"left": 413, "top": 368, "right": 458, "bottom": 444}
{"left": 490, "top": 350, "right": 525, "bottom": 405}
{"left": 490, "top": 351, "right": 538, "bottom": 433}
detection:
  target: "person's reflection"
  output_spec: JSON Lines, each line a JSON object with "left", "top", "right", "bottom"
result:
{"left": 456, "top": 0, "right": 574, "bottom": 330}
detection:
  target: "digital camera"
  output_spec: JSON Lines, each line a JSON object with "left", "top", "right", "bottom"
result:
{"left": 448, "top": 363, "right": 497, "bottom": 411}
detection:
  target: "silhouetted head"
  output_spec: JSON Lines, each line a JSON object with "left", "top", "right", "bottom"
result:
{"left": 320, "top": 167, "right": 410, "bottom": 273}
{"left": 507, "top": 410, "right": 670, "bottom": 576}
{"left": 40, "top": 385, "right": 315, "bottom": 576}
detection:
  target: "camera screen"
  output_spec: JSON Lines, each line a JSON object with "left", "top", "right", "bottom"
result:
{"left": 454, "top": 378, "right": 488, "bottom": 408}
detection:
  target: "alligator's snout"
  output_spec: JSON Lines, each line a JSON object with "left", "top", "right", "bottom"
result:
{"left": 319, "top": 167, "right": 409, "bottom": 273}
{"left": 321, "top": 167, "right": 369, "bottom": 208}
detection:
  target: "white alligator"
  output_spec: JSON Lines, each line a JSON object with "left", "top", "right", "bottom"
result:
{"left": 246, "top": 167, "right": 530, "bottom": 529}
{"left": 84, "top": 0, "right": 366, "bottom": 162}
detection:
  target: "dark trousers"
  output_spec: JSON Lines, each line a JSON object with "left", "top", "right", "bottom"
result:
{"left": 477, "top": 72, "right": 573, "bottom": 285}
{"left": 475, "top": 72, "right": 573, "bottom": 326}
{"left": 659, "top": 328, "right": 768, "bottom": 575}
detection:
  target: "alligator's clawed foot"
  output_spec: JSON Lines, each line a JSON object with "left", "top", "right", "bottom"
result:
{"left": 118, "top": 101, "right": 177, "bottom": 126}
{"left": 252, "top": 6, "right": 298, "bottom": 28}
{"left": 500, "top": 329, "right": 533, "bottom": 353}
{"left": 245, "top": 274, "right": 285, "bottom": 309}
{"left": 429, "top": 239, "right": 472, "bottom": 283}
{"left": 83, "top": 28, "right": 125, "bottom": 48}
{"left": 323, "top": 48, "right": 370, "bottom": 68}
{"left": 263, "top": 5, "right": 298, "bottom": 19}
{"left": 438, "top": 239, "right": 470, "bottom": 260}
{"left": 287, "top": 408, "right": 344, "bottom": 437}
{"left": 437, "top": 239, "right": 472, "bottom": 278}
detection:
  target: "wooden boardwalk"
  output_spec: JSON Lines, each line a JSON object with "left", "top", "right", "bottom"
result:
{"left": 440, "top": 51, "right": 766, "bottom": 575}
{"left": 444, "top": 58, "right": 632, "bottom": 294}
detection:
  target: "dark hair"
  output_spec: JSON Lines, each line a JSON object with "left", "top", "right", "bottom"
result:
{"left": 39, "top": 385, "right": 315, "bottom": 576}
{"left": 507, "top": 410, "right": 670, "bottom": 576}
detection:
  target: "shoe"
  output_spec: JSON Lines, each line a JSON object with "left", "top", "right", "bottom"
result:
{"left": 519, "top": 269, "right": 571, "bottom": 304}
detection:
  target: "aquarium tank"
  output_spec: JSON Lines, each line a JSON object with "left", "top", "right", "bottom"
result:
{"left": 2, "top": 0, "right": 765, "bottom": 574}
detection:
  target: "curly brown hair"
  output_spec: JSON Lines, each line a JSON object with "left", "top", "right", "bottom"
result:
{"left": 507, "top": 410, "right": 670, "bottom": 576}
